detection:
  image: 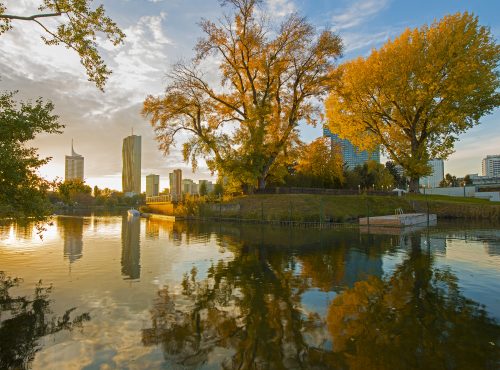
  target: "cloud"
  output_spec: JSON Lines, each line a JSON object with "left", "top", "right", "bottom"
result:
{"left": 332, "top": 0, "right": 390, "bottom": 31}
{"left": 341, "top": 27, "right": 400, "bottom": 54}
{"left": 266, "top": 0, "right": 296, "bottom": 17}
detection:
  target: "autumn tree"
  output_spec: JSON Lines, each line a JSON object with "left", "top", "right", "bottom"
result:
{"left": 0, "top": 0, "right": 125, "bottom": 90}
{"left": 287, "top": 137, "right": 344, "bottom": 188}
{"left": 143, "top": 0, "right": 342, "bottom": 190}
{"left": 326, "top": 12, "right": 500, "bottom": 192}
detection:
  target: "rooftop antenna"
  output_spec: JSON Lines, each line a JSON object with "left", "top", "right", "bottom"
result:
{"left": 71, "top": 138, "right": 75, "bottom": 156}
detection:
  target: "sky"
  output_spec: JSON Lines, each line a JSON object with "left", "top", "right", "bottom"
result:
{"left": 1, "top": 0, "right": 499, "bottom": 191}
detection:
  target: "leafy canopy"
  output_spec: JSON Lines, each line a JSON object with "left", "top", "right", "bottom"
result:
{"left": 0, "top": 0, "right": 125, "bottom": 90}
{"left": 0, "top": 91, "right": 62, "bottom": 223}
{"left": 326, "top": 12, "right": 500, "bottom": 190}
{"left": 143, "top": 0, "right": 342, "bottom": 190}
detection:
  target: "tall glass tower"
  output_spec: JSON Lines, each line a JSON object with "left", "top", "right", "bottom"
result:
{"left": 323, "top": 126, "right": 380, "bottom": 169}
{"left": 122, "top": 134, "right": 141, "bottom": 195}
{"left": 65, "top": 140, "right": 84, "bottom": 181}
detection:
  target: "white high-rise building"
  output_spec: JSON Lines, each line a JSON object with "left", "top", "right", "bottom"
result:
{"left": 420, "top": 159, "right": 444, "bottom": 188}
{"left": 65, "top": 140, "right": 84, "bottom": 181}
{"left": 482, "top": 155, "right": 500, "bottom": 177}
{"left": 146, "top": 174, "right": 160, "bottom": 197}
{"left": 122, "top": 134, "right": 141, "bottom": 195}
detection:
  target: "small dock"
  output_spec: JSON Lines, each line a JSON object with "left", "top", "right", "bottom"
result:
{"left": 359, "top": 213, "right": 437, "bottom": 227}
{"left": 142, "top": 213, "right": 179, "bottom": 222}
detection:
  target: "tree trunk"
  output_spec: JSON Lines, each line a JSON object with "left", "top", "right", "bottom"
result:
{"left": 257, "top": 176, "right": 266, "bottom": 190}
{"left": 409, "top": 177, "right": 420, "bottom": 193}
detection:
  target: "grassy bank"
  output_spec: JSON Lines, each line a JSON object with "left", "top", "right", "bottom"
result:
{"left": 146, "top": 193, "right": 500, "bottom": 223}
{"left": 408, "top": 194, "right": 500, "bottom": 221}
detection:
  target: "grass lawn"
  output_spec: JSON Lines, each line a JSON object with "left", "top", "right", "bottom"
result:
{"left": 204, "top": 194, "right": 412, "bottom": 222}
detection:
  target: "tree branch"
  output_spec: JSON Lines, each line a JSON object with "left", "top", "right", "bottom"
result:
{"left": 0, "top": 12, "right": 62, "bottom": 21}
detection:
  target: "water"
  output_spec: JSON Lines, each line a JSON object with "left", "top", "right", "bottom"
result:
{"left": 1, "top": 215, "right": 499, "bottom": 369}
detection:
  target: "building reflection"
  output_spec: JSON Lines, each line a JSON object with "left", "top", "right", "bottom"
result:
{"left": 58, "top": 217, "right": 84, "bottom": 264}
{"left": 121, "top": 215, "right": 141, "bottom": 280}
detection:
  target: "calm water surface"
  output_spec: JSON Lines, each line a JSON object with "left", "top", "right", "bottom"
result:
{"left": 1, "top": 215, "right": 499, "bottom": 369}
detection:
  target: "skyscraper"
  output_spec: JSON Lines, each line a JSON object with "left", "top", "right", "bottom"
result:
{"left": 146, "top": 174, "right": 160, "bottom": 197}
{"left": 420, "top": 159, "right": 444, "bottom": 188}
{"left": 122, "top": 134, "right": 141, "bottom": 195}
{"left": 169, "top": 169, "right": 182, "bottom": 202}
{"left": 482, "top": 155, "right": 500, "bottom": 177}
{"left": 323, "top": 126, "right": 380, "bottom": 169}
{"left": 65, "top": 140, "right": 84, "bottom": 181}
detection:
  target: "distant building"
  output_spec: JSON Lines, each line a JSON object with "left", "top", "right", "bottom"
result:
{"left": 199, "top": 180, "right": 214, "bottom": 194}
{"left": 122, "top": 134, "right": 141, "bottom": 195}
{"left": 420, "top": 159, "right": 444, "bottom": 188}
{"left": 65, "top": 140, "right": 84, "bottom": 181}
{"left": 468, "top": 173, "right": 500, "bottom": 190}
{"left": 182, "top": 179, "right": 198, "bottom": 195}
{"left": 145, "top": 174, "right": 160, "bottom": 197}
{"left": 169, "top": 169, "right": 182, "bottom": 202}
{"left": 482, "top": 155, "right": 500, "bottom": 177}
{"left": 323, "top": 126, "right": 380, "bottom": 169}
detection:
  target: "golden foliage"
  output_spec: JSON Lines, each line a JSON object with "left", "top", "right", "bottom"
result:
{"left": 295, "top": 137, "right": 344, "bottom": 187}
{"left": 326, "top": 12, "right": 500, "bottom": 190}
{"left": 144, "top": 0, "right": 342, "bottom": 189}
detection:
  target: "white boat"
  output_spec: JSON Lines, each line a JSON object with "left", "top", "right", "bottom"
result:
{"left": 127, "top": 209, "right": 140, "bottom": 217}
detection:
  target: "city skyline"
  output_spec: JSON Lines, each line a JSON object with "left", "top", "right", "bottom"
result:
{"left": 1, "top": 0, "right": 498, "bottom": 190}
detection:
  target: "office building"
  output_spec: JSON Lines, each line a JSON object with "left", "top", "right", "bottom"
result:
{"left": 169, "top": 169, "right": 182, "bottom": 202}
{"left": 420, "top": 159, "right": 444, "bottom": 188}
{"left": 482, "top": 155, "right": 500, "bottom": 177}
{"left": 146, "top": 174, "right": 160, "bottom": 197}
{"left": 199, "top": 180, "right": 214, "bottom": 194}
{"left": 182, "top": 179, "right": 198, "bottom": 195}
{"left": 122, "top": 134, "right": 141, "bottom": 195}
{"left": 65, "top": 140, "right": 84, "bottom": 181}
{"left": 323, "top": 126, "right": 380, "bottom": 169}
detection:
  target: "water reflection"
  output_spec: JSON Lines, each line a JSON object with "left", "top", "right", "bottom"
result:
{"left": 141, "top": 225, "right": 397, "bottom": 368}
{"left": 0, "top": 272, "right": 90, "bottom": 369}
{"left": 121, "top": 216, "right": 141, "bottom": 280}
{"left": 328, "top": 233, "right": 500, "bottom": 370}
{"left": 143, "top": 225, "right": 500, "bottom": 369}
{"left": 58, "top": 217, "right": 84, "bottom": 263}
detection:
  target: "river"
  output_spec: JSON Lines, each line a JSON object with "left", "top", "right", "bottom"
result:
{"left": 1, "top": 215, "right": 499, "bottom": 369}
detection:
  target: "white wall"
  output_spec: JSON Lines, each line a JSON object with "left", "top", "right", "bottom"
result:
{"left": 419, "top": 186, "right": 475, "bottom": 197}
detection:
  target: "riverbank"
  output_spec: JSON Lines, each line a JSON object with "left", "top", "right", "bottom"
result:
{"left": 145, "top": 194, "right": 500, "bottom": 223}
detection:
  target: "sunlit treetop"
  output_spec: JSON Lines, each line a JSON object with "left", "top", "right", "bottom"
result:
{"left": 0, "top": 0, "right": 125, "bottom": 91}
{"left": 326, "top": 12, "right": 500, "bottom": 191}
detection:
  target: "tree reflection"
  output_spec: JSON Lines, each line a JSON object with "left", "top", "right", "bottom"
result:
{"left": 0, "top": 272, "right": 90, "bottom": 369}
{"left": 327, "top": 234, "right": 500, "bottom": 370}
{"left": 142, "top": 238, "right": 340, "bottom": 369}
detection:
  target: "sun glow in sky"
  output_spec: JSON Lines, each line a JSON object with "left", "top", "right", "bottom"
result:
{"left": 1, "top": 0, "right": 499, "bottom": 190}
